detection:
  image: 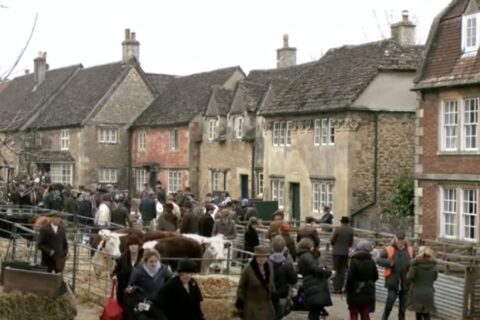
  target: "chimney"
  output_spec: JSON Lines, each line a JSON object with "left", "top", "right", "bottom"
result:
{"left": 122, "top": 28, "right": 140, "bottom": 63}
{"left": 276, "top": 34, "right": 297, "bottom": 68}
{"left": 34, "top": 51, "right": 47, "bottom": 86}
{"left": 25, "top": 69, "right": 30, "bottom": 75}
{"left": 390, "top": 10, "right": 416, "bottom": 46}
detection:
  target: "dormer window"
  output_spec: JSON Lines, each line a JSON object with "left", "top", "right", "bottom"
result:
{"left": 462, "top": 0, "right": 480, "bottom": 55}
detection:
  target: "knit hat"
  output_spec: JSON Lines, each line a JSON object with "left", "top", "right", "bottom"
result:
{"left": 395, "top": 230, "right": 406, "bottom": 240}
{"left": 177, "top": 259, "right": 197, "bottom": 273}
{"left": 271, "top": 235, "right": 286, "bottom": 253}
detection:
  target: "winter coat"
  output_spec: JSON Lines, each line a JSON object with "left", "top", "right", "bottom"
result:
{"left": 161, "top": 276, "right": 205, "bottom": 320}
{"left": 180, "top": 210, "right": 200, "bottom": 234}
{"left": 157, "top": 213, "right": 178, "bottom": 232}
{"left": 139, "top": 198, "right": 156, "bottom": 222}
{"left": 330, "top": 224, "right": 354, "bottom": 256}
{"left": 37, "top": 224, "right": 68, "bottom": 273}
{"left": 111, "top": 203, "right": 130, "bottom": 226}
{"left": 345, "top": 251, "right": 378, "bottom": 311}
{"left": 64, "top": 196, "right": 78, "bottom": 215}
{"left": 281, "top": 233, "right": 297, "bottom": 261}
{"left": 244, "top": 227, "right": 260, "bottom": 252}
{"left": 268, "top": 253, "right": 298, "bottom": 298}
{"left": 111, "top": 250, "right": 143, "bottom": 307}
{"left": 297, "top": 248, "right": 332, "bottom": 309}
{"left": 377, "top": 244, "right": 413, "bottom": 291}
{"left": 212, "top": 218, "right": 237, "bottom": 240}
{"left": 198, "top": 214, "right": 214, "bottom": 237}
{"left": 128, "top": 263, "right": 172, "bottom": 320}
{"left": 407, "top": 257, "right": 438, "bottom": 313}
{"left": 236, "top": 259, "right": 276, "bottom": 320}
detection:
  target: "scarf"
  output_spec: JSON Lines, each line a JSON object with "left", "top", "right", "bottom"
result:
{"left": 268, "top": 252, "right": 286, "bottom": 265}
{"left": 143, "top": 261, "right": 162, "bottom": 278}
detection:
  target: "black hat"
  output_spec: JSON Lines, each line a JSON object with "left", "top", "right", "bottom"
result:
{"left": 340, "top": 216, "right": 350, "bottom": 224}
{"left": 395, "top": 230, "right": 406, "bottom": 240}
{"left": 177, "top": 259, "right": 197, "bottom": 273}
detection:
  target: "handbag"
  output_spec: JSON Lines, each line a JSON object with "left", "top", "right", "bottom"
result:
{"left": 100, "top": 279, "right": 123, "bottom": 320}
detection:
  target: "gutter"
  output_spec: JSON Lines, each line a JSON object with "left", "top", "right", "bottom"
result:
{"left": 127, "top": 126, "right": 133, "bottom": 195}
{"left": 251, "top": 142, "right": 255, "bottom": 199}
{"left": 351, "top": 112, "right": 378, "bottom": 226}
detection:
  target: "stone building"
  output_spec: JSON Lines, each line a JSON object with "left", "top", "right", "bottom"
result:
{"left": 259, "top": 13, "right": 423, "bottom": 224}
{"left": 0, "top": 29, "right": 161, "bottom": 188}
{"left": 198, "top": 35, "right": 312, "bottom": 200}
{"left": 130, "top": 67, "right": 245, "bottom": 196}
{"left": 414, "top": 0, "right": 480, "bottom": 243}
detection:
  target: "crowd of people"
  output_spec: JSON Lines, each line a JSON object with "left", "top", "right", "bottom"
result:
{"left": 10, "top": 173, "right": 439, "bottom": 320}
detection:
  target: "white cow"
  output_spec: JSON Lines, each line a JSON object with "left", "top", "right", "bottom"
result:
{"left": 182, "top": 234, "right": 231, "bottom": 272}
{"left": 91, "top": 229, "right": 126, "bottom": 277}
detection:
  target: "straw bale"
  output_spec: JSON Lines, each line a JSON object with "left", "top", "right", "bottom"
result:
{"left": 0, "top": 289, "right": 76, "bottom": 320}
{"left": 195, "top": 275, "right": 239, "bottom": 320}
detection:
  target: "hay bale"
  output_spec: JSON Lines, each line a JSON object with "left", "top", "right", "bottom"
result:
{"left": 0, "top": 289, "right": 77, "bottom": 320}
{"left": 195, "top": 275, "right": 239, "bottom": 320}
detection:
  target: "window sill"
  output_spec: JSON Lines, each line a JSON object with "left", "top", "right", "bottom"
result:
{"left": 437, "top": 151, "right": 479, "bottom": 156}
{"left": 437, "top": 236, "right": 477, "bottom": 244}
{"left": 99, "top": 142, "right": 119, "bottom": 145}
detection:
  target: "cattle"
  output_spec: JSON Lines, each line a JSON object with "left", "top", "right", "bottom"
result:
{"left": 143, "top": 237, "right": 206, "bottom": 273}
{"left": 91, "top": 229, "right": 127, "bottom": 277}
{"left": 182, "top": 234, "right": 231, "bottom": 271}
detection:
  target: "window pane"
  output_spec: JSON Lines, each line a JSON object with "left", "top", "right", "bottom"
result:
{"left": 442, "top": 188, "right": 457, "bottom": 237}
{"left": 273, "top": 122, "right": 279, "bottom": 146}
{"left": 463, "top": 99, "right": 478, "bottom": 150}
{"left": 443, "top": 100, "right": 458, "bottom": 150}
{"left": 321, "top": 119, "right": 328, "bottom": 144}
{"left": 462, "top": 189, "right": 477, "bottom": 240}
{"left": 329, "top": 119, "right": 335, "bottom": 144}
{"left": 279, "top": 122, "right": 286, "bottom": 146}
{"left": 314, "top": 119, "right": 321, "bottom": 145}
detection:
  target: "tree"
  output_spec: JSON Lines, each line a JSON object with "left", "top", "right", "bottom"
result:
{"left": 386, "top": 173, "right": 414, "bottom": 217}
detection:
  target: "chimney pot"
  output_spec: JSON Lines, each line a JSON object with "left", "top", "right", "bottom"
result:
{"left": 122, "top": 28, "right": 140, "bottom": 63}
{"left": 283, "top": 34, "right": 289, "bottom": 48}
{"left": 25, "top": 69, "right": 30, "bottom": 75}
{"left": 125, "top": 28, "right": 130, "bottom": 40}
{"left": 131, "top": 32, "right": 136, "bottom": 41}
{"left": 402, "top": 10, "right": 409, "bottom": 22}
{"left": 391, "top": 10, "right": 416, "bottom": 46}
{"left": 33, "top": 51, "right": 47, "bottom": 86}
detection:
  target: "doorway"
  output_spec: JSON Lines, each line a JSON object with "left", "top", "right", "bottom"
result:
{"left": 240, "top": 175, "right": 249, "bottom": 199}
{"left": 290, "top": 183, "right": 300, "bottom": 223}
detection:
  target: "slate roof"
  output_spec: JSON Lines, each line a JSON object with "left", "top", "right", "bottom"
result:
{"left": 229, "top": 81, "right": 267, "bottom": 115}
{"left": 414, "top": 0, "right": 480, "bottom": 89}
{"left": 145, "top": 73, "right": 175, "bottom": 94}
{"left": 0, "top": 65, "right": 80, "bottom": 131}
{"left": 30, "top": 62, "right": 129, "bottom": 129}
{"left": 204, "top": 86, "right": 234, "bottom": 117}
{"left": 32, "top": 150, "right": 75, "bottom": 163}
{"left": 133, "top": 66, "right": 241, "bottom": 127}
{"left": 0, "top": 80, "right": 9, "bottom": 93}
{"left": 261, "top": 40, "right": 424, "bottom": 116}
{"left": 248, "top": 61, "right": 316, "bottom": 85}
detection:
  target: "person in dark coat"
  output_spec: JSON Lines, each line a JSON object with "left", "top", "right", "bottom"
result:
{"left": 407, "top": 246, "right": 438, "bottom": 320}
{"left": 111, "top": 197, "right": 131, "bottom": 227}
{"left": 63, "top": 190, "right": 78, "bottom": 215}
{"left": 161, "top": 259, "right": 205, "bottom": 320}
{"left": 111, "top": 235, "right": 144, "bottom": 309}
{"left": 198, "top": 205, "right": 215, "bottom": 237}
{"left": 37, "top": 212, "right": 68, "bottom": 273}
{"left": 297, "top": 217, "right": 320, "bottom": 258}
{"left": 330, "top": 216, "right": 354, "bottom": 293}
{"left": 377, "top": 231, "right": 414, "bottom": 320}
{"left": 297, "top": 238, "right": 333, "bottom": 320}
{"left": 77, "top": 193, "right": 94, "bottom": 225}
{"left": 318, "top": 205, "right": 333, "bottom": 224}
{"left": 180, "top": 203, "right": 200, "bottom": 234}
{"left": 139, "top": 192, "right": 157, "bottom": 229}
{"left": 269, "top": 235, "right": 298, "bottom": 319}
{"left": 157, "top": 203, "right": 179, "bottom": 232}
{"left": 279, "top": 223, "right": 297, "bottom": 261}
{"left": 236, "top": 245, "right": 276, "bottom": 320}
{"left": 244, "top": 217, "right": 260, "bottom": 253}
{"left": 345, "top": 240, "right": 379, "bottom": 320}
{"left": 127, "top": 249, "right": 172, "bottom": 320}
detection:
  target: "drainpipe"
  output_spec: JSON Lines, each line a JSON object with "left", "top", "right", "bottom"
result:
{"left": 351, "top": 112, "right": 378, "bottom": 226}
{"left": 127, "top": 127, "right": 133, "bottom": 195}
{"left": 251, "top": 142, "right": 256, "bottom": 199}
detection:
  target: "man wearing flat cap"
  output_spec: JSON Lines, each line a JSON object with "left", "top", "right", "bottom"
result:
{"left": 377, "top": 230, "right": 414, "bottom": 320}
{"left": 37, "top": 212, "right": 68, "bottom": 273}
{"left": 330, "top": 216, "right": 354, "bottom": 294}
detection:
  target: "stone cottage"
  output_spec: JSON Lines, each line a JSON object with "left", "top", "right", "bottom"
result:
{"left": 198, "top": 35, "right": 312, "bottom": 200}
{"left": 414, "top": 0, "right": 480, "bottom": 243}
{"left": 130, "top": 66, "right": 245, "bottom": 196}
{"left": 259, "top": 12, "right": 423, "bottom": 224}
{"left": 2, "top": 29, "right": 162, "bottom": 188}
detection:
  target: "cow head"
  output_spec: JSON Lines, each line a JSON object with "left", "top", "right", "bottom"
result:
{"left": 97, "top": 230, "right": 126, "bottom": 258}
{"left": 204, "top": 235, "right": 227, "bottom": 261}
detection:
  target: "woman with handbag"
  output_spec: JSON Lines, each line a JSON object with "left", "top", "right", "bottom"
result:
{"left": 345, "top": 240, "right": 379, "bottom": 320}
{"left": 236, "top": 244, "right": 276, "bottom": 320}
{"left": 126, "top": 249, "right": 172, "bottom": 320}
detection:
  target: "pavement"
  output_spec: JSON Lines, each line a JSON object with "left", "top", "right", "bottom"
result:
{"left": 285, "top": 293, "right": 439, "bottom": 320}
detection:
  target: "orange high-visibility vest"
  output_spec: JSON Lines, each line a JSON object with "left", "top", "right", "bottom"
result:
{"left": 383, "top": 245, "right": 413, "bottom": 278}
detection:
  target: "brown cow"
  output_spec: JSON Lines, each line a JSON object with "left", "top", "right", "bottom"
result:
{"left": 143, "top": 230, "right": 180, "bottom": 242}
{"left": 31, "top": 215, "right": 66, "bottom": 232}
{"left": 150, "top": 237, "right": 205, "bottom": 272}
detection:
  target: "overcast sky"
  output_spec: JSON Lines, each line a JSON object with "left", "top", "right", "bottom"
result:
{"left": 0, "top": 0, "right": 452, "bottom": 78}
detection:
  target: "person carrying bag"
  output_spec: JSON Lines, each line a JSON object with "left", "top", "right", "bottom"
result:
{"left": 101, "top": 278, "right": 123, "bottom": 320}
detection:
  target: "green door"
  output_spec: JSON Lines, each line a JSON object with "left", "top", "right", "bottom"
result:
{"left": 291, "top": 183, "right": 300, "bottom": 223}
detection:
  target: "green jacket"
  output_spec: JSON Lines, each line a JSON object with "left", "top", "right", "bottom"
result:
{"left": 407, "top": 256, "right": 438, "bottom": 313}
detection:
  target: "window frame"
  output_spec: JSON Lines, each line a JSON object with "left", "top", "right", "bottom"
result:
{"left": 50, "top": 163, "right": 73, "bottom": 185}
{"left": 462, "top": 98, "right": 479, "bottom": 151}
{"left": 212, "top": 171, "right": 222, "bottom": 191}
{"left": 314, "top": 119, "right": 321, "bottom": 146}
{"left": 138, "top": 131, "right": 146, "bottom": 152}
{"left": 99, "top": 168, "right": 118, "bottom": 184}
{"left": 208, "top": 119, "right": 217, "bottom": 141}
{"left": 169, "top": 128, "right": 179, "bottom": 151}
{"left": 462, "top": 13, "right": 480, "bottom": 54}
{"left": 168, "top": 170, "right": 182, "bottom": 194}
{"left": 273, "top": 122, "right": 280, "bottom": 146}
{"left": 442, "top": 100, "right": 459, "bottom": 151}
{"left": 60, "top": 129, "right": 69, "bottom": 151}
{"left": 461, "top": 188, "right": 478, "bottom": 241}
{"left": 98, "top": 128, "right": 118, "bottom": 144}
{"left": 136, "top": 169, "right": 148, "bottom": 192}
{"left": 271, "top": 179, "right": 285, "bottom": 209}
{"left": 235, "top": 117, "right": 244, "bottom": 139}
{"left": 256, "top": 171, "right": 264, "bottom": 196}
